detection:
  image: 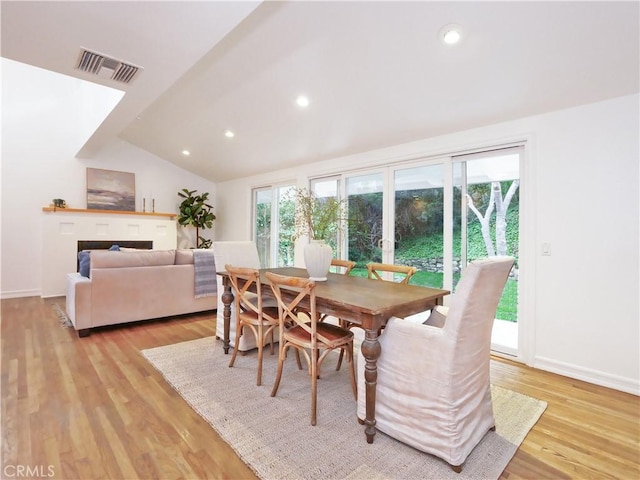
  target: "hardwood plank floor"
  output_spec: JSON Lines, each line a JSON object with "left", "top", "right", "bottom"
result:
{"left": 1, "top": 296, "right": 638, "bottom": 479}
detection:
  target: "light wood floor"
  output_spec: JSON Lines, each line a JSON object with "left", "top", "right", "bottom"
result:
{"left": 2, "top": 296, "right": 638, "bottom": 479}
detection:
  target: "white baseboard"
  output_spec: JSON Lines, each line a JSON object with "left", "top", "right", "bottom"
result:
{"left": 1, "top": 289, "right": 41, "bottom": 299}
{"left": 491, "top": 344, "right": 518, "bottom": 358}
{"left": 534, "top": 356, "right": 639, "bottom": 396}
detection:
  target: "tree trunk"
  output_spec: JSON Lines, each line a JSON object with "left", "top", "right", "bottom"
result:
{"left": 466, "top": 191, "right": 496, "bottom": 257}
{"left": 494, "top": 183, "right": 507, "bottom": 256}
{"left": 468, "top": 180, "right": 519, "bottom": 258}
{"left": 495, "top": 180, "right": 520, "bottom": 256}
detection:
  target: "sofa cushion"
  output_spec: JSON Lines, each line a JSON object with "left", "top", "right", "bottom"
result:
{"left": 175, "top": 249, "right": 194, "bottom": 265}
{"left": 91, "top": 249, "right": 176, "bottom": 269}
{"left": 78, "top": 251, "right": 91, "bottom": 278}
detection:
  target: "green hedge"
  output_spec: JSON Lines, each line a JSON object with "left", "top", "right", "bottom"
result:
{"left": 396, "top": 208, "right": 519, "bottom": 262}
{"left": 356, "top": 208, "right": 520, "bottom": 321}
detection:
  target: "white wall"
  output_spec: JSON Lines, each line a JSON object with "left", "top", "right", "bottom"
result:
{"left": 214, "top": 94, "right": 640, "bottom": 395}
{"left": 1, "top": 59, "right": 216, "bottom": 298}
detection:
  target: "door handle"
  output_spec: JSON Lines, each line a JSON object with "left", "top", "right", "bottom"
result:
{"left": 378, "top": 238, "right": 392, "bottom": 251}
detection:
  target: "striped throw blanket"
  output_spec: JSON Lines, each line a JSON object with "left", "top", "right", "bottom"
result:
{"left": 193, "top": 249, "right": 217, "bottom": 298}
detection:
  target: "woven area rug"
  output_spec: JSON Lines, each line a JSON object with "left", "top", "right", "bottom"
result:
{"left": 142, "top": 336, "right": 546, "bottom": 480}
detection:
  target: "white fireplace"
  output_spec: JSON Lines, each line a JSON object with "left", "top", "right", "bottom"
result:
{"left": 42, "top": 209, "right": 177, "bottom": 297}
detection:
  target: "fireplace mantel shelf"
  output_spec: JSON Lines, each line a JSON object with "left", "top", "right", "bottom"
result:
{"left": 42, "top": 207, "right": 176, "bottom": 219}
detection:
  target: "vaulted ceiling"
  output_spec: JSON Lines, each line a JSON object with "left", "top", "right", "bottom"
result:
{"left": 2, "top": 1, "right": 638, "bottom": 182}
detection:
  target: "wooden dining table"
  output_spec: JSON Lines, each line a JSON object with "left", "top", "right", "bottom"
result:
{"left": 218, "top": 266, "right": 449, "bottom": 444}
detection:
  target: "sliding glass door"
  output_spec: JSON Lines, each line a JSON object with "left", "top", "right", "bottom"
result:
{"left": 341, "top": 165, "right": 446, "bottom": 286}
{"left": 453, "top": 148, "right": 521, "bottom": 354}
{"left": 338, "top": 146, "right": 522, "bottom": 355}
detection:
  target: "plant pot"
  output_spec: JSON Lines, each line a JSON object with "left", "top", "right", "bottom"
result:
{"left": 303, "top": 240, "right": 333, "bottom": 281}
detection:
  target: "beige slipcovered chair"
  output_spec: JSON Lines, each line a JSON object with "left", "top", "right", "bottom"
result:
{"left": 212, "top": 241, "right": 276, "bottom": 352}
{"left": 357, "top": 256, "right": 515, "bottom": 472}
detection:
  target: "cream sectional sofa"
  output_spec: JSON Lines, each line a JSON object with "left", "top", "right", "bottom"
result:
{"left": 65, "top": 249, "right": 216, "bottom": 337}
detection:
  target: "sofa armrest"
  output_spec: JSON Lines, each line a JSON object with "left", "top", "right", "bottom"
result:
{"left": 66, "top": 273, "right": 92, "bottom": 331}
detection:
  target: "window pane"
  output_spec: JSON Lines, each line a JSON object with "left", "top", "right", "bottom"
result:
{"left": 311, "top": 178, "right": 338, "bottom": 198}
{"left": 253, "top": 184, "right": 296, "bottom": 268}
{"left": 254, "top": 188, "right": 271, "bottom": 268}
{"left": 394, "top": 164, "right": 444, "bottom": 287}
{"left": 311, "top": 177, "right": 341, "bottom": 258}
{"left": 277, "top": 185, "right": 295, "bottom": 267}
{"left": 346, "top": 173, "right": 384, "bottom": 272}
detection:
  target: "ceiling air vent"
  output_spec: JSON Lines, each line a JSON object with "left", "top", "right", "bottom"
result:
{"left": 76, "top": 48, "right": 142, "bottom": 85}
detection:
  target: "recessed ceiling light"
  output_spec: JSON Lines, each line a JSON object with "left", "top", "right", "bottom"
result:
{"left": 224, "top": 130, "right": 235, "bottom": 138}
{"left": 440, "top": 24, "right": 463, "bottom": 45}
{"left": 182, "top": 149, "right": 190, "bottom": 156}
{"left": 296, "top": 95, "right": 310, "bottom": 108}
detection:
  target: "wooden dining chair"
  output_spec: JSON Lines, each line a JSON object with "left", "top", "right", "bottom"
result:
{"left": 337, "top": 262, "right": 418, "bottom": 371}
{"left": 329, "top": 258, "right": 356, "bottom": 275}
{"left": 226, "top": 264, "right": 280, "bottom": 386}
{"left": 266, "top": 271, "right": 357, "bottom": 426}
{"left": 298, "top": 258, "right": 355, "bottom": 323}
{"left": 367, "top": 262, "right": 417, "bottom": 284}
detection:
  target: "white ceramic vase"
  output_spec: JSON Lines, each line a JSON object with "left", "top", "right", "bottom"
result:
{"left": 303, "top": 240, "right": 333, "bottom": 281}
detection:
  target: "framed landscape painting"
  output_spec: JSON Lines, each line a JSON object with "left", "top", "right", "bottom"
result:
{"left": 86, "top": 168, "right": 135, "bottom": 211}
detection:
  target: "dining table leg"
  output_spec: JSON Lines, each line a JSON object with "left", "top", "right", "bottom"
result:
{"left": 221, "top": 275, "right": 234, "bottom": 354}
{"left": 360, "top": 328, "right": 382, "bottom": 443}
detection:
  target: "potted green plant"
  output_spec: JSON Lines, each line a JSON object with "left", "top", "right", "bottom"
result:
{"left": 292, "top": 187, "right": 346, "bottom": 281}
{"left": 177, "top": 188, "right": 216, "bottom": 248}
